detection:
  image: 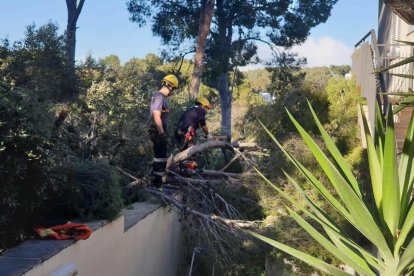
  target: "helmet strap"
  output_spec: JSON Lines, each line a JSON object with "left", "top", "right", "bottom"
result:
{"left": 167, "top": 84, "right": 174, "bottom": 92}
{"left": 161, "top": 81, "right": 174, "bottom": 92}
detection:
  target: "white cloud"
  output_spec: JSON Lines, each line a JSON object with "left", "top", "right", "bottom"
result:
{"left": 240, "top": 36, "right": 353, "bottom": 70}
{"left": 292, "top": 36, "right": 353, "bottom": 67}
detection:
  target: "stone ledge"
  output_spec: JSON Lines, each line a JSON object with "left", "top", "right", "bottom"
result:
{"left": 0, "top": 257, "right": 41, "bottom": 276}
{"left": 1, "top": 240, "right": 73, "bottom": 261}
{"left": 123, "top": 202, "right": 159, "bottom": 231}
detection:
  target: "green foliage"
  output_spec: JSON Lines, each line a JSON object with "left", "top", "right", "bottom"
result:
{"left": 267, "top": 52, "right": 307, "bottom": 98}
{"left": 325, "top": 77, "right": 361, "bottom": 153}
{"left": 234, "top": 65, "right": 364, "bottom": 274}
{"left": 0, "top": 87, "right": 57, "bottom": 247}
{"left": 328, "top": 65, "right": 351, "bottom": 76}
{"left": 0, "top": 17, "right": 362, "bottom": 276}
{"left": 127, "top": 0, "right": 339, "bottom": 138}
{"left": 240, "top": 69, "right": 270, "bottom": 93}
{"left": 0, "top": 25, "right": 181, "bottom": 248}
{"left": 74, "top": 53, "right": 168, "bottom": 172}
{"left": 0, "top": 23, "right": 67, "bottom": 101}
{"left": 303, "top": 65, "right": 350, "bottom": 89}
{"left": 240, "top": 80, "right": 329, "bottom": 141}
{"left": 0, "top": 23, "right": 73, "bottom": 248}
{"left": 239, "top": 66, "right": 357, "bottom": 144}
{"left": 251, "top": 101, "right": 414, "bottom": 275}
{"left": 56, "top": 161, "right": 123, "bottom": 220}
{"left": 100, "top": 54, "right": 121, "bottom": 69}
{"left": 127, "top": 0, "right": 338, "bottom": 60}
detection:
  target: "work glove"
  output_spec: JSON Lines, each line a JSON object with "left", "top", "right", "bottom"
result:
{"left": 158, "top": 133, "right": 168, "bottom": 144}
{"left": 206, "top": 133, "right": 213, "bottom": 140}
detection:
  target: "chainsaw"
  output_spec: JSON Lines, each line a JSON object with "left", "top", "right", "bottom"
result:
{"left": 179, "top": 160, "right": 202, "bottom": 176}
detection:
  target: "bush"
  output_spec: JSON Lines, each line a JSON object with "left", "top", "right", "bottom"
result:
{"left": 0, "top": 87, "right": 62, "bottom": 248}
{"left": 56, "top": 161, "right": 124, "bottom": 220}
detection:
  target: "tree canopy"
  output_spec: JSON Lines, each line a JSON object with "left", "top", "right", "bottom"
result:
{"left": 127, "top": 0, "right": 338, "bottom": 138}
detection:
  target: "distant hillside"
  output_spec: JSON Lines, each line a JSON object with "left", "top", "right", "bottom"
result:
{"left": 241, "top": 69, "right": 271, "bottom": 93}
{"left": 302, "top": 65, "right": 351, "bottom": 84}
{"left": 241, "top": 65, "right": 350, "bottom": 93}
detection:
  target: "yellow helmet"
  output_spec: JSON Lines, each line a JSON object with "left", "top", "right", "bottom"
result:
{"left": 161, "top": 74, "right": 179, "bottom": 89}
{"left": 195, "top": 96, "right": 212, "bottom": 110}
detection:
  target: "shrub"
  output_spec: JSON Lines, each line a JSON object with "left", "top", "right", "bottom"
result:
{"left": 0, "top": 87, "right": 61, "bottom": 248}
{"left": 56, "top": 161, "right": 124, "bottom": 220}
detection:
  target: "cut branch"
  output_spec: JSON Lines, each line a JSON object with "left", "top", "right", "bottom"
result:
{"left": 117, "top": 163, "right": 259, "bottom": 267}
{"left": 165, "top": 174, "right": 222, "bottom": 185}
{"left": 166, "top": 140, "right": 234, "bottom": 170}
{"left": 145, "top": 187, "right": 258, "bottom": 229}
{"left": 201, "top": 169, "right": 244, "bottom": 178}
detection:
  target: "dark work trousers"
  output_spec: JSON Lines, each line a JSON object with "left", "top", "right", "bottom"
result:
{"left": 151, "top": 135, "right": 168, "bottom": 187}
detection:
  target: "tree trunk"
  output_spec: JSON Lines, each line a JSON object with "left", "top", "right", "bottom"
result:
{"left": 189, "top": 0, "right": 215, "bottom": 97}
{"left": 215, "top": 0, "right": 233, "bottom": 139}
{"left": 65, "top": 0, "right": 85, "bottom": 98}
{"left": 217, "top": 72, "right": 232, "bottom": 139}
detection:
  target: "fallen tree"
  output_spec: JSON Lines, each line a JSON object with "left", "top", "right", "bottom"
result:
{"left": 118, "top": 139, "right": 264, "bottom": 268}
{"left": 165, "top": 139, "right": 262, "bottom": 180}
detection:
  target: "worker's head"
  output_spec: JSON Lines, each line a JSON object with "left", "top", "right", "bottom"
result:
{"left": 195, "top": 96, "right": 212, "bottom": 110}
{"left": 161, "top": 74, "right": 179, "bottom": 92}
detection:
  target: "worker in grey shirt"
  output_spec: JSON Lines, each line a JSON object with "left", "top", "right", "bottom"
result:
{"left": 148, "top": 74, "right": 179, "bottom": 186}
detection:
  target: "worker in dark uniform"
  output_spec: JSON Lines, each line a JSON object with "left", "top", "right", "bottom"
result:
{"left": 149, "top": 74, "right": 179, "bottom": 186}
{"left": 175, "top": 96, "right": 212, "bottom": 151}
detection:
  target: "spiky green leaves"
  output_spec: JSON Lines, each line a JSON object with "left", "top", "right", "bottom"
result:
{"left": 249, "top": 101, "right": 414, "bottom": 275}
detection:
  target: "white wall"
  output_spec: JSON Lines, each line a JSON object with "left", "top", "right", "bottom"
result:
{"left": 25, "top": 206, "right": 183, "bottom": 276}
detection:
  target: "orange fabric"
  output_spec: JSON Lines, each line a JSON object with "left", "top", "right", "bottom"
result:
{"left": 185, "top": 127, "right": 196, "bottom": 142}
{"left": 34, "top": 223, "right": 92, "bottom": 240}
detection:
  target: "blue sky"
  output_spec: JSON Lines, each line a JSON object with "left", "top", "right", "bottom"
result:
{"left": 0, "top": 0, "right": 378, "bottom": 67}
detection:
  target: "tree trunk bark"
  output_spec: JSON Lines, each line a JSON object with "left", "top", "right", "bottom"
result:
{"left": 66, "top": 0, "right": 85, "bottom": 68}
{"left": 65, "top": 0, "right": 85, "bottom": 98}
{"left": 217, "top": 72, "right": 232, "bottom": 139}
{"left": 215, "top": 0, "right": 233, "bottom": 139}
{"left": 189, "top": 0, "right": 215, "bottom": 97}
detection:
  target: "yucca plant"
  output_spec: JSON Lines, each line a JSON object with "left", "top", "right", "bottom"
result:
{"left": 249, "top": 101, "right": 414, "bottom": 275}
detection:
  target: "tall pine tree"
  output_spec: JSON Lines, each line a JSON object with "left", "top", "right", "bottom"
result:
{"left": 65, "top": 0, "right": 85, "bottom": 98}
{"left": 127, "top": 0, "right": 338, "bottom": 138}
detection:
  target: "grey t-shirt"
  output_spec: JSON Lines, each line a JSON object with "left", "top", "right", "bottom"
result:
{"left": 150, "top": 91, "right": 169, "bottom": 131}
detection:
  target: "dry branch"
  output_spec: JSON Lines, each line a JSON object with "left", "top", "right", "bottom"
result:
{"left": 117, "top": 165, "right": 259, "bottom": 267}
{"left": 219, "top": 149, "right": 243, "bottom": 172}
{"left": 201, "top": 169, "right": 244, "bottom": 178}
{"left": 165, "top": 174, "right": 222, "bottom": 185}
{"left": 167, "top": 140, "right": 234, "bottom": 170}
{"left": 117, "top": 136, "right": 265, "bottom": 265}
{"left": 145, "top": 187, "right": 257, "bottom": 229}
{"left": 116, "top": 167, "right": 147, "bottom": 186}
{"left": 233, "top": 142, "right": 258, "bottom": 149}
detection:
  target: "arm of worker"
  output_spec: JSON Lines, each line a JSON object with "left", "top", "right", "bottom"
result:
{"left": 152, "top": 110, "right": 164, "bottom": 135}
{"left": 199, "top": 110, "right": 211, "bottom": 138}
{"left": 201, "top": 126, "right": 212, "bottom": 139}
{"left": 202, "top": 125, "right": 209, "bottom": 135}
